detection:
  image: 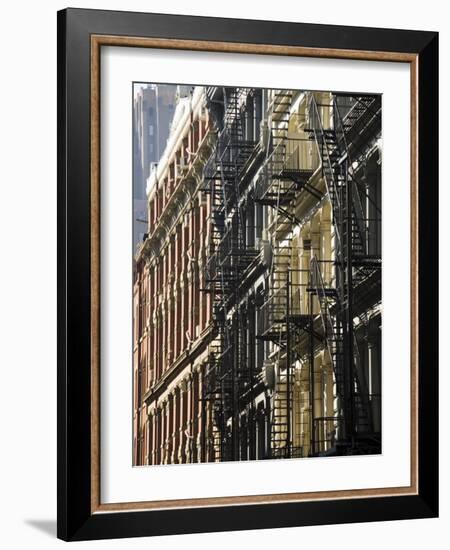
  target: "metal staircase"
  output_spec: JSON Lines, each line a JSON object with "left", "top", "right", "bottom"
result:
{"left": 203, "top": 87, "right": 381, "bottom": 461}
{"left": 305, "top": 92, "right": 381, "bottom": 451}
{"left": 202, "top": 87, "right": 260, "bottom": 461}
{"left": 255, "top": 90, "right": 315, "bottom": 458}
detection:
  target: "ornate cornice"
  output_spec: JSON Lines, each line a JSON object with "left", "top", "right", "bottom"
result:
{"left": 138, "top": 131, "right": 214, "bottom": 265}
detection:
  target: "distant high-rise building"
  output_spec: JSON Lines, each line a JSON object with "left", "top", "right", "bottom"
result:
{"left": 133, "top": 84, "right": 177, "bottom": 251}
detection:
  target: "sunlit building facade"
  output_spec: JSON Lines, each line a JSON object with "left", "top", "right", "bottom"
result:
{"left": 133, "top": 85, "right": 382, "bottom": 465}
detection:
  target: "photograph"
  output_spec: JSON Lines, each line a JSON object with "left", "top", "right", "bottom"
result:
{"left": 132, "top": 84, "right": 382, "bottom": 466}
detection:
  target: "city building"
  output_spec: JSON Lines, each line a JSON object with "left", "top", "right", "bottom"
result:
{"left": 133, "top": 84, "right": 177, "bottom": 251}
{"left": 133, "top": 85, "right": 382, "bottom": 465}
{"left": 133, "top": 87, "right": 215, "bottom": 465}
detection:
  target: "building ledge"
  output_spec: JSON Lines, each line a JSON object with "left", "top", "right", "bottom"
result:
{"left": 143, "top": 323, "right": 214, "bottom": 403}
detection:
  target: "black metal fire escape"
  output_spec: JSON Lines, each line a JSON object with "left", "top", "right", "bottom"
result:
{"left": 204, "top": 88, "right": 382, "bottom": 461}
{"left": 203, "top": 88, "right": 259, "bottom": 461}
{"left": 306, "top": 93, "right": 381, "bottom": 454}
{"left": 255, "top": 90, "right": 318, "bottom": 458}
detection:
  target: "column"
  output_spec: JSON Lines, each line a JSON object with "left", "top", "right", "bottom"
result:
{"left": 149, "top": 409, "right": 156, "bottom": 465}
{"left": 312, "top": 354, "right": 323, "bottom": 453}
{"left": 368, "top": 318, "right": 381, "bottom": 432}
{"left": 188, "top": 207, "right": 194, "bottom": 342}
{"left": 162, "top": 250, "right": 168, "bottom": 373}
{"left": 178, "top": 379, "right": 187, "bottom": 464}
{"left": 184, "top": 375, "right": 193, "bottom": 463}
{"left": 320, "top": 204, "right": 332, "bottom": 285}
{"left": 160, "top": 401, "right": 166, "bottom": 464}
{"left": 299, "top": 377, "right": 311, "bottom": 457}
{"left": 167, "top": 394, "right": 173, "bottom": 463}
{"left": 171, "top": 390, "right": 179, "bottom": 464}
{"left": 174, "top": 227, "right": 180, "bottom": 359}
{"left": 155, "top": 408, "right": 161, "bottom": 465}
{"left": 299, "top": 226, "right": 311, "bottom": 315}
{"left": 196, "top": 367, "right": 203, "bottom": 462}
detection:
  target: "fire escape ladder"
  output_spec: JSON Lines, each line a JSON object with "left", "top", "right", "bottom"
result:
{"left": 307, "top": 94, "right": 368, "bottom": 259}
{"left": 308, "top": 258, "right": 374, "bottom": 449}
{"left": 352, "top": 334, "right": 374, "bottom": 436}
{"left": 332, "top": 96, "right": 368, "bottom": 258}
{"left": 333, "top": 95, "right": 382, "bottom": 288}
{"left": 309, "top": 256, "right": 345, "bottom": 404}
{"left": 307, "top": 93, "right": 380, "bottom": 449}
{"left": 341, "top": 96, "right": 382, "bottom": 159}
{"left": 253, "top": 91, "right": 301, "bottom": 458}
{"left": 308, "top": 92, "right": 382, "bottom": 279}
{"left": 203, "top": 87, "right": 261, "bottom": 461}
{"left": 307, "top": 95, "right": 344, "bottom": 260}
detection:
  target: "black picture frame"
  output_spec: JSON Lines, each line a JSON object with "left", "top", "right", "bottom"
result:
{"left": 57, "top": 7, "right": 438, "bottom": 541}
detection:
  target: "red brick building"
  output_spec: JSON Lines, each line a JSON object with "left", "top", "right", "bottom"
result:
{"left": 133, "top": 87, "right": 217, "bottom": 465}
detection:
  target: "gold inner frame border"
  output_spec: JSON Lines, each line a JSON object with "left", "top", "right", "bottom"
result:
{"left": 90, "top": 34, "right": 419, "bottom": 514}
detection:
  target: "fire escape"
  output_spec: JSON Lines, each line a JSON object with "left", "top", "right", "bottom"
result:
{"left": 203, "top": 88, "right": 259, "bottom": 461}
{"left": 257, "top": 90, "right": 382, "bottom": 458}
{"left": 203, "top": 87, "right": 381, "bottom": 461}
{"left": 256, "top": 90, "right": 316, "bottom": 458}
{"left": 306, "top": 93, "right": 382, "bottom": 454}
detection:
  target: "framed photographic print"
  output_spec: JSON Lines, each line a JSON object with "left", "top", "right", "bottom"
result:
{"left": 57, "top": 8, "right": 439, "bottom": 541}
